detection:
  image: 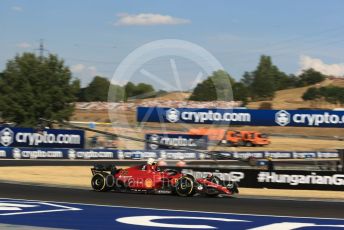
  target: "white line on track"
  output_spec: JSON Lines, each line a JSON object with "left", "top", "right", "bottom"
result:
{"left": 1, "top": 197, "right": 343, "bottom": 221}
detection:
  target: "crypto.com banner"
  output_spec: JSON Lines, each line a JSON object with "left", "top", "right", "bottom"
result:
{"left": 137, "top": 107, "right": 344, "bottom": 128}
{"left": 145, "top": 133, "right": 208, "bottom": 150}
{"left": 0, "top": 126, "right": 85, "bottom": 148}
{"left": 0, "top": 147, "right": 338, "bottom": 160}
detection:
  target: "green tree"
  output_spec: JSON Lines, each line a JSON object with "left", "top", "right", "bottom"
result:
{"left": 0, "top": 53, "right": 77, "bottom": 126}
{"left": 232, "top": 82, "right": 249, "bottom": 105}
{"left": 302, "top": 86, "right": 344, "bottom": 105}
{"left": 302, "top": 87, "right": 320, "bottom": 101}
{"left": 123, "top": 82, "right": 155, "bottom": 101}
{"left": 250, "top": 55, "right": 283, "bottom": 100}
{"left": 320, "top": 86, "right": 344, "bottom": 104}
{"left": 241, "top": 71, "right": 254, "bottom": 87}
{"left": 297, "top": 68, "right": 325, "bottom": 86}
{"left": 134, "top": 83, "right": 155, "bottom": 96}
{"left": 108, "top": 84, "right": 125, "bottom": 102}
{"left": 285, "top": 74, "right": 300, "bottom": 89}
{"left": 240, "top": 71, "right": 253, "bottom": 98}
{"left": 189, "top": 78, "right": 217, "bottom": 101}
{"left": 189, "top": 70, "right": 234, "bottom": 101}
{"left": 124, "top": 82, "right": 136, "bottom": 99}
{"left": 82, "top": 76, "right": 110, "bottom": 101}
{"left": 274, "top": 72, "right": 294, "bottom": 90}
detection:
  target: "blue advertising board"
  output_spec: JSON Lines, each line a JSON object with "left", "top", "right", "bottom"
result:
{"left": 0, "top": 126, "right": 84, "bottom": 148}
{"left": 137, "top": 107, "right": 344, "bottom": 128}
{"left": 0, "top": 147, "right": 338, "bottom": 160}
{"left": 145, "top": 133, "right": 208, "bottom": 150}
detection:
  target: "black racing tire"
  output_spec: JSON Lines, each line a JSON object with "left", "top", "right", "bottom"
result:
{"left": 91, "top": 173, "right": 113, "bottom": 192}
{"left": 174, "top": 176, "right": 195, "bottom": 197}
{"left": 227, "top": 181, "right": 239, "bottom": 194}
{"left": 184, "top": 174, "right": 196, "bottom": 182}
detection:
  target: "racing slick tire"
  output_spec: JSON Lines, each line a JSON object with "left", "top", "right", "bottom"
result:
{"left": 226, "top": 181, "right": 239, "bottom": 194}
{"left": 91, "top": 173, "right": 113, "bottom": 192}
{"left": 174, "top": 176, "right": 195, "bottom": 197}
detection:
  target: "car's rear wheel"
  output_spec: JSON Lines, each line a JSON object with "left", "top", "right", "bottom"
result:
{"left": 91, "top": 173, "right": 112, "bottom": 192}
{"left": 174, "top": 176, "right": 195, "bottom": 197}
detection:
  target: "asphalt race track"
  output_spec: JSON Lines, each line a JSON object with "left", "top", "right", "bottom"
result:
{"left": 1, "top": 160, "right": 344, "bottom": 229}
{"left": 0, "top": 182, "right": 343, "bottom": 219}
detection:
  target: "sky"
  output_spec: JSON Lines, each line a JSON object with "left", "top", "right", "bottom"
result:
{"left": 1, "top": 0, "right": 344, "bottom": 89}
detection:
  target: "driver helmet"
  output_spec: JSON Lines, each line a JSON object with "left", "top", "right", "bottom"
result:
{"left": 147, "top": 158, "right": 156, "bottom": 165}
{"left": 206, "top": 173, "right": 213, "bottom": 178}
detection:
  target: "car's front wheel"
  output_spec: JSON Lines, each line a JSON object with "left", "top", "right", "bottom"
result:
{"left": 226, "top": 181, "right": 239, "bottom": 194}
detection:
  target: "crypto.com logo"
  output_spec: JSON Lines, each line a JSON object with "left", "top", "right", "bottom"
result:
{"left": 275, "top": 110, "right": 291, "bottom": 126}
{"left": 0, "top": 128, "right": 14, "bottom": 147}
{"left": 148, "top": 134, "right": 160, "bottom": 150}
{"left": 166, "top": 108, "right": 180, "bottom": 123}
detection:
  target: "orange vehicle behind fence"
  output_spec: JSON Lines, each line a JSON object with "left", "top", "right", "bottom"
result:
{"left": 239, "top": 131, "right": 270, "bottom": 147}
{"left": 188, "top": 128, "right": 242, "bottom": 146}
{"left": 188, "top": 128, "right": 270, "bottom": 147}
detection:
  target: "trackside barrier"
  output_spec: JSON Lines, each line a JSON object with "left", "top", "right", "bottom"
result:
{"left": 0, "top": 147, "right": 339, "bottom": 160}
{"left": 163, "top": 166, "right": 344, "bottom": 191}
{"left": 137, "top": 107, "right": 344, "bottom": 128}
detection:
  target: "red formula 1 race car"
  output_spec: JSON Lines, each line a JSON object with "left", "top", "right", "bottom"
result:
{"left": 90, "top": 160, "right": 239, "bottom": 197}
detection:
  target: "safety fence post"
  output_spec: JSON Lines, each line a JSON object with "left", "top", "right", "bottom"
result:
{"left": 338, "top": 149, "right": 344, "bottom": 172}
